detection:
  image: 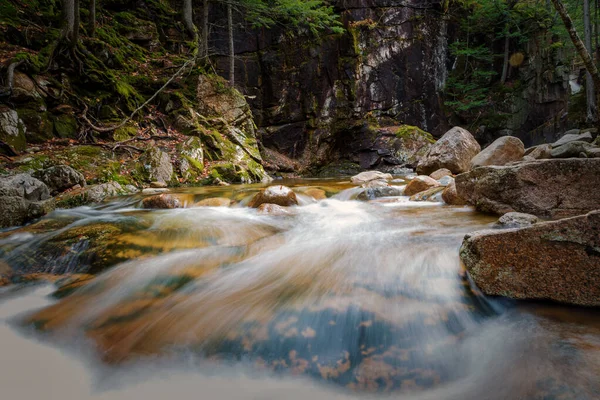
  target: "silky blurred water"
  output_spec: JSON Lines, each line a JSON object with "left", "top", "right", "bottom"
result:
{"left": 1, "top": 178, "right": 599, "bottom": 399}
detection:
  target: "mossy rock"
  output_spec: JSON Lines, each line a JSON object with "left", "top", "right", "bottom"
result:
{"left": 53, "top": 114, "right": 78, "bottom": 139}
{"left": 209, "top": 163, "right": 251, "bottom": 184}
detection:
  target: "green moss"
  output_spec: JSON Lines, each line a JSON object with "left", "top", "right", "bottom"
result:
{"left": 113, "top": 124, "right": 137, "bottom": 141}
{"left": 395, "top": 125, "right": 435, "bottom": 143}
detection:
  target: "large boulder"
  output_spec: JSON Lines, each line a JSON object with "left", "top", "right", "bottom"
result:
{"left": 0, "top": 173, "right": 55, "bottom": 228}
{"left": 55, "top": 182, "right": 134, "bottom": 208}
{"left": 139, "top": 148, "right": 173, "bottom": 184}
{"left": 460, "top": 211, "right": 600, "bottom": 306}
{"left": 0, "top": 106, "right": 27, "bottom": 153}
{"left": 248, "top": 186, "right": 298, "bottom": 208}
{"left": 416, "top": 127, "right": 481, "bottom": 175}
{"left": 33, "top": 165, "right": 86, "bottom": 195}
{"left": 455, "top": 159, "right": 600, "bottom": 218}
{"left": 428, "top": 168, "right": 452, "bottom": 180}
{"left": 470, "top": 136, "right": 525, "bottom": 168}
{"left": 403, "top": 175, "right": 440, "bottom": 196}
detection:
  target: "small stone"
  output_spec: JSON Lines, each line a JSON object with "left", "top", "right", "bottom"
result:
{"left": 409, "top": 186, "right": 444, "bottom": 202}
{"left": 350, "top": 171, "right": 393, "bottom": 184}
{"left": 141, "top": 188, "right": 169, "bottom": 194}
{"left": 428, "top": 168, "right": 452, "bottom": 180}
{"left": 248, "top": 185, "right": 298, "bottom": 208}
{"left": 403, "top": 175, "right": 440, "bottom": 196}
{"left": 495, "top": 212, "right": 539, "bottom": 228}
{"left": 441, "top": 181, "right": 466, "bottom": 205}
{"left": 357, "top": 186, "right": 403, "bottom": 200}
{"left": 141, "top": 194, "right": 182, "bottom": 209}
{"left": 150, "top": 181, "right": 168, "bottom": 188}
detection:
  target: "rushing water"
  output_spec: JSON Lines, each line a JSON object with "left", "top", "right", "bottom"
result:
{"left": 1, "top": 178, "right": 599, "bottom": 400}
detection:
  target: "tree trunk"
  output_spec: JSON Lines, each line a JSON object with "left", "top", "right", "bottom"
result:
{"left": 63, "top": 0, "right": 75, "bottom": 44}
{"left": 73, "top": 0, "right": 80, "bottom": 45}
{"left": 550, "top": 0, "right": 600, "bottom": 129}
{"left": 500, "top": 29, "right": 510, "bottom": 84}
{"left": 202, "top": 0, "right": 209, "bottom": 58}
{"left": 183, "top": 0, "right": 196, "bottom": 39}
{"left": 89, "top": 0, "right": 96, "bottom": 37}
{"left": 227, "top": 3, "right": 234, "bottom": 86}
{"left": 584, "top": 0, "right": 596, "bottom": 121}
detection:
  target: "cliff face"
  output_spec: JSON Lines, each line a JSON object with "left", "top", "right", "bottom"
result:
{"left": 210, "top": 0, "right": 450, "bottom": 169}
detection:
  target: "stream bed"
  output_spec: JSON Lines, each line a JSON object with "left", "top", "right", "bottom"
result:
{"left": 1, "top": 178, "right": 599, "bottom": 399}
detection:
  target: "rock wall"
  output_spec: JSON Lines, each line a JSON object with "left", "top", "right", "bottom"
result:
{"left": 209, "top": 0, "right": 450, "bottom": 168}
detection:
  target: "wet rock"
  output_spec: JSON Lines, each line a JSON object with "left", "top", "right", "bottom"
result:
{"left": 525, "top": 144, "right": 552, "bottom": 160}
{"left": 56, "top": 182, "right": 130, "bottom": 208}
{"left": 416, "top": 127, "right": 481, "bottom": 175}
{"left": 256, "top": 203, "right": 292, "bottom": 216}
{"left": 361, "top": 179, "right": 390, "bottom": 189}
{"left": 460, "top": 210, "right": 600, "bottom": 306}
{"left": 552, "top": 131, "right": 594, "bottom": 147}
{"left": 550, "top": 141, "right": 593, "bottom": 158}
{"left": 455, "top": 159, "right": 600, "bottom": 218}
{"left": 150, "top": 181, "right": 168, "bottom": 188}
{"left": 428, "top": 168, "right": 452, "bottom": 180}
{"left": 33, "top": 165, "right": 86, "bottom": 195}
{"left": 0, "top": 173, "right": 55, "bottom": 228}
{"left": 357, "top": 186, "right": 403, "bottom": 200}
{"left": 403, "top": 176, "right": 440, "bottom": 196}
{"left": 438, "top": 175, "right": 454, "bottom": 187}
{"left": 350, "top": 171, "right": 392, "bottom": 184}
{"left": 495, "top": 212, "right": 539, "bottom": 228}
{"left": 142, "top": 194, "right": 182, "bottom": 209}
{"left": 196, "top": 197, "right": 231, "bottom": 207}
{"left": 141, "top": 188, "right": 169, "bottom": 195}
{"left": 470, "top": 136, "right": 525, "bottom": 168}
{"left": 441, "top": 181, "right": 466, "bottom": 205}
{"left": 409, "top": 186, "right": 444, "bottom": 202}
{"left": 0, "top": 106, "right": 27, "bottom": 153}
{"left": 248, "top": 185, "right": 298, "bottom": 208}
{"left": 139, "top": 148, "right": 173, "bottom": 184}
{"left": 304, "top": 188, "right": 327, "bottom": 200}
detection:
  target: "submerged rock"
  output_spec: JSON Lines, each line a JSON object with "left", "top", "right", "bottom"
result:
{"left": 403, "top": 176, "right": 440, "bottom": 196}
{"left": 256, "top": 203, "right": 292, "bottom": 216}
{"left": 461, "top": 210, "right": 600, "bottom": 306}
{"left": 0, "top": 173, "right": 55, "bottom": 228}
{"left": 455, "top": 159, "right": 600, "bottom": 218}
{"left": 303, "top": 188, "right": 327, "bottom": 200}
{"left": 196, "top": 197, "right": 231, "bottom": 207}
{"left": 470, "top": 136, "right": 525, "bottom": 168}
{"left": 248, "top": 185, "right": 298, "bottom": 208}
{"left": 33, "top": 165, "right": 86, "bottom": 195}
{"left": 495, "top": 212, "right": 539, "bottom": 228}
{"left": 416, "top": 127, "right": 481, "bottom": 175}
{"left": 142, "top": 194, "right": 182, "bottom": 209}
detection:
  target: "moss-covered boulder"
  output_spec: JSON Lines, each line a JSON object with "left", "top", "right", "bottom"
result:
{"left": 17, "top": 108, "right": 54, "bottom": 144}
{"left": 53, "top": 113, "right": 78, "bottom": 139}
{"left": 137, "top": 148, "right": 174, "bottom": 184}
{"left": 177, "top": 137, "right": 204, "bottom": 182}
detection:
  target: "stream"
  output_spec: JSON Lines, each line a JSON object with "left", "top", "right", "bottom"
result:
{"left": 1, "top": 177, "right": 599, "bottom": 399}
